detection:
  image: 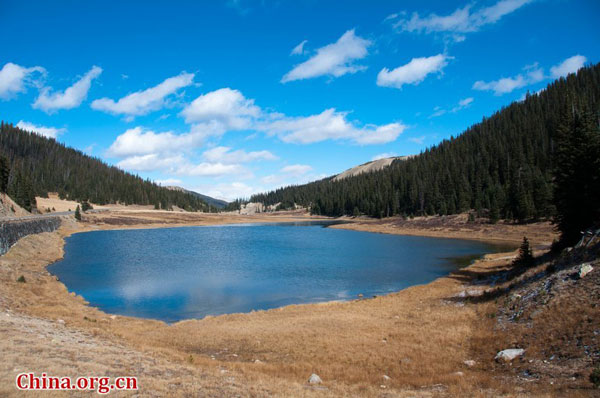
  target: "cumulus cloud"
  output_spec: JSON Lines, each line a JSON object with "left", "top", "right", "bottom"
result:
{"left": 550, "top": 55, "right": 587, "bottom": 78}
{"left": 473, "top": 61, "right": 549, "bottom": 95}
{"left": 281, "top": 29, "right": 371, "bottom": 83}
{"left": 16, "top": 120, "right": 65, "bottom": 139}
{"left": 91, "top": 72, "right": 194, "bottom": 118}
{"left": 200, "top": 182, "right": 258, "bottom": 201}
{"left": 390, "top": 0, "right": 532, "bottom": 41}
{"left": 33, "top": 66, "right": 102, "bottom": 113}
{"left": 291, "top": 39, "right": 308, "bottom": 55}
{"left": 261, "top": 164, "right": 319, "bottom": 187}
{"left": 175, "top": 162, "right": 243, "bottom": 177}
{"left": 107, "top": 126, "right": 205, "bottom": 157}
{"left": 155, "top": 178, "right": 183, "bottom": 186}
{"left": 108, "top": 127, "right": 270, "bottom": 178}
{"left": 116, "top": 154, "right": 186, "bottom": 172}
{"left": 377, "top": 54, "right": 450, "bottom": 89}
{"left": 180, "top": 88, "right": 260, "bottom": 132}
{"left": 202, "top": 146, "right": 277, "bottom": 164}
{"left": 281, "top": 164, "right": 312, "bottom": 175}
{"left": 258, "top": 108, "right": 406, "bottom": 145}
{"left": 0, "top": 62, "right": 45, "bottom": 100}
{"left": 372, "top": 152, "right": 397, "bottom": 161}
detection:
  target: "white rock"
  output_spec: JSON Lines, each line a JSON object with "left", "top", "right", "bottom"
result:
{"left": 110, "top": 315, "right": 117, "bottom": 320}
{"left": 463, "top": 360, "right": 476, "bottom": 367}
{"left": 383, "top": 375, "right": 391, "bottom": 381}
{"left": 308, "top": 374, "right": 322, "bottom": 384}
{"left": 579, "top": 263, "right": 593, "bottom": 279}
{"left": 57, "top": 319, "right": 65, "bottom": 325}
{"left": 495, "top": 348, "right": 525, "bottom": 362}
{"left": 254, "top": 359, "right": 262, "bottom": 364}
{"left": 453, "top": 371, "right": 464, "bottom": 377}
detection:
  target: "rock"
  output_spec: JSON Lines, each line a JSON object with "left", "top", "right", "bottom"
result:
{"left": 57, "top": 319, "right": 65, "bottom": 325}
{"left": 457, "top": 289, "right": 484, "bottom": 298}
{"left": 110, "top": 315, "right": 117, "bottom": 320}
{"left": 463, "top": 360, "right": 476, "bottom": 367}
{"left": 453, "top": 372, "right": 464, "bottom": 377}
{"left": 383, "top": 375, "right": 391, "bottom": 381}
{"left": 308, "top": 374, "right": 322, "bottom": 384}
{"left": 495, "top": 348, "right": 525, "bottom": 362}
{"left": 579, "top": 263, "right": 593, "bottom": 279}
{"left": 253, "top": 359, "right": 262, "bottom": 364}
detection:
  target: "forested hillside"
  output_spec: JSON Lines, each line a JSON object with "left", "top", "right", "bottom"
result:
{"left": 0, "top": 123, "right": 211, "bottom": 212}
{"left": 252, "top": 64, "right": 600, "bottom": 222}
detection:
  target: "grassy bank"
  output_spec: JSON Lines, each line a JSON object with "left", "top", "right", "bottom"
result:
{"left": 2, "top": 211, "right": 593, "bottom": 397}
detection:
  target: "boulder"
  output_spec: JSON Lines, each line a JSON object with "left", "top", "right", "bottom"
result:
{"left": 308, "top": 374, "right": 322, "bottom": 384}
{"left": 579, "top": 263, "right": 593, "bottom": 279}
{"left": 463, "top": 360, "right": 476, "bottom": 367}
{"left": 495, "top": 348, "right": 525, "bottom": 362}
{"left": 382, "top": 375, "right": 391, "bottom": 381}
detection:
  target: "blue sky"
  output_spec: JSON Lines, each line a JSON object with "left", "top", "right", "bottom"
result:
{"left": 0, "top": 0, "right": 598, "bottom": 201}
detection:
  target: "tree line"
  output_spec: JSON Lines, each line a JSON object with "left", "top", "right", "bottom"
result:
{"left": 0, "top": 123, "right": 212, "bottom": 212}
{"left": 251, "top": 64, "right": 600, "bottom": 245}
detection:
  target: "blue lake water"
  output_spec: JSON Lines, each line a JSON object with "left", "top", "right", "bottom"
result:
{"left": 48, "top": 221, "right": 511, "bottom": 322}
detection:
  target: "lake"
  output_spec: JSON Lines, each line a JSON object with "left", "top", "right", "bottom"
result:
{"left": 48, "top": 221, "right": 510, "bottom": 322}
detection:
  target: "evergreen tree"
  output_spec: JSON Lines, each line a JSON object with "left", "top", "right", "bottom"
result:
{"left": 552, "top": 106, "right": 600, "bottom": 245}
{"left": 75, "top": 205, "right": 81, "bottom": 221}
{"left": 249, "top": 65, "right": 600, "bottom": 221}
{"left": 0, "top": 155, "right": 9, "bottom": 192}
{"left": 513, "top": 236, "right": 534, "bottom": 269}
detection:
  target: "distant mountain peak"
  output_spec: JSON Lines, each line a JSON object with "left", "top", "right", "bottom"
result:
{"left": 333, "top": 156, "right": 413, "bottom": 181}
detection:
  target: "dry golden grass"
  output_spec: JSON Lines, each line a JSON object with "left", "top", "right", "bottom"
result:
{"left": 333, "top": 213, "right": 557, "bottom": 247}
{"left": 1, "top": 212, "right": 587, "bottom": 397}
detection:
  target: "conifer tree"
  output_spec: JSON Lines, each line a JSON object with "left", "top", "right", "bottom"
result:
{"left": 75, "top": 205, "right": 81, "bottom": 221}
{"left": 552, "top": 106, "right": 600, "bottom": 245}
{"left": 0, "top": 155, "right": 9, "bottom": 192}
{"left": 514, "top": 236, "right": 534, "bottom": 269}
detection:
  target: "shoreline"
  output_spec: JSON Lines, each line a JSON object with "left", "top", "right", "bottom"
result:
{"left": 0, "top": 211, "right": 558, "bottom": 397}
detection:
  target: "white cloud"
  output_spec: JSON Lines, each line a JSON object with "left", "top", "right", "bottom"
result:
{"left": 180, "top": 88, "right": 260, "bottom": 132}
{"left": 108, "top": 127, "right": 251, "bottom": 177}
{"left": 16, "top": 120, "right": 65, "bottom": 139}
{"left": 116, "top": 154, "right": 186, "bottom": 172}
{"left": 261, "top": 164, "right": 319, "bottom": 187}
{"left": 259, "top": 108, "right": 406, "bottom": 145}
{"left": 91, "top": 72, "right": 194, "bottom": 118}
{"left": 107, "top": 126, "right": 205, "bottom": 157}
{"left": 0, "top": 63, "right": 45, "bottom": 100}
{"left": 473, "top": 75, "right": 526, "bottom": 95}
{"left": 457, "top": 97, "right": 473, "bottom": 108}
{"left": 33, "top": 66, "right": 102, "bottom": 113}
{"left": 114, "top": 150, "right": 243, "bottom": 177}
{"left": 291, "top": 39, "right": 308, "bottom": 55}
{"left": 281, "top": 164, "right": 312, "bottom": 176}
{"left": 473, "top": 62, "right": 546, "bottom": 95}
{"left": 175, "top": 162, "right": 243, "bottom": 177}
{"left": 550, "top": 55, "right": 586, "bottom": 78}
{"left": 155, "top": 178, "right": 183, "bottom": 186}
{"left": 431, "top": 97, "right": 474, "bottom": 117}
{"left": 372, "top": 152, "right": 397, "bottom": 161}
{"left": 408, "top": 136, "right": 426, "bottom": 144}
{"left": 201, "top": 182, "right": 258, "bottom": 201}
{"left": 377, "top": 54, "right": 450, "bottom": 89}
{"left": 391, "top": 0, "right": 532, "bottom": 41}
{"left": 202, "top": 146, "right": 277, "bottom": 164}
{"left": 281, "top": 29, "right": 371, "bottom": 83}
